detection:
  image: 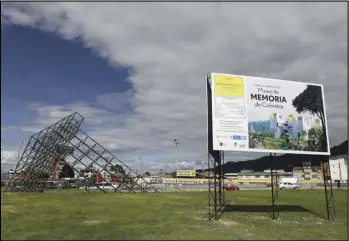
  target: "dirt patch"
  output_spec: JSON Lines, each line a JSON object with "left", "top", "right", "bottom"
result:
{"left": 251, "top": 215, "right": 269, "bottom": 220}
{"left": 1, "top": 205, "right": 17, "bottom": 213}
{"left": 237, "top": 197, "right": 258, "bottom": 200}
{"left": 219, "top": 219, "right": 239, "bottom": 226}
{"left": 83, "top": 220, "right": 108, "bottom": 225}
{"left": 192, "top": 216, "right": 207, "bottom": 221}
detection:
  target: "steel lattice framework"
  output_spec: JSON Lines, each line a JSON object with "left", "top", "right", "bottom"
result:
{"left": 208, "top": 151, "right": 226, "bottom": 221}
{"left": 5, "top": 112, "right": 159, "bottom": 193}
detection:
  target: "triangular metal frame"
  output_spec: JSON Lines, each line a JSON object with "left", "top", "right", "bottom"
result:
{"left": 6, "top": 112, "right": 159, "bottom": 193}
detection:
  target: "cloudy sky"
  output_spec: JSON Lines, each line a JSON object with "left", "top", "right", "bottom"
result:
{"left": 1, "top": 2, "right": 347, "bottom": 173}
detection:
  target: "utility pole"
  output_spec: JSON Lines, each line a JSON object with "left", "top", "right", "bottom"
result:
{"left": 202, "top": 160, "right": 205, "bottom": 181}
{"left": 139, "top": 157, "right": 143, "bottom": 176}
{"left": 174, "top": 139, "right": 180, "bottom": 190}
{"left": 339, "top": 162, "right": 342, "bottom": 183}
{"left": 17, "top": 136, "right": 25, "bottom": 163}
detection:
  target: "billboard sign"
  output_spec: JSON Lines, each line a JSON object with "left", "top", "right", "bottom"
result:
{"left": 209, "top": 73, "right": 330, "bottom": 155}
{"left": 176, "top": 170, "right": 196, "bottom": 177}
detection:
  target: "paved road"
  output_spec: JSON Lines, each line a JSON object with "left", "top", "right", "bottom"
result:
{"left": 157, "top": 183, "right": 347, "bottom": 192}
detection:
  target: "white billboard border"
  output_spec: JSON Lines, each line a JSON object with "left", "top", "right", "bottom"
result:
{"left": 209, "top": 72, "right": 331, "bottom": 156}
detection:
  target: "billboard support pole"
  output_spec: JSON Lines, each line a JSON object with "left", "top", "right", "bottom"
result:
{"left": 220, "top": 151, "right": 226, "bottom": 205}
{"left": 207, "top": 74, "right": 225, "bottom": 221}
{"left": 321, "top": 156, "right": 336, "bottom": 220}
{"left": 208, "top": 151, "right": 225, "bottom": 221}
{"left": 270, "top": 153, "right": 279, "bottom": 221}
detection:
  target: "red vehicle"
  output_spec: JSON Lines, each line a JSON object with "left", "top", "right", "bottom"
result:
{"left": 223, "top": 184, "right": 240, "bottom": 191}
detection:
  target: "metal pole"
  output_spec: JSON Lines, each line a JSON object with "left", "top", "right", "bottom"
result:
{"left": 139, "top": 157, "right": 143, "bottom": 176}
{"left": 208, "top": 154, "right": 211, "bottom": 220}
{"left": 339, "top": 163, "right": 342, "bottom": 183}
{"left": 322, "top": 157, "right": 330, "bottom": 220}
{"left": 270, "top": 153, "right": 279, "bottom": 221}
{"left": 174, "top": 139, "right": 180, "bottom": 190}
{"left": 17, "top": 136, "right": 25, "bottom": 163}
{"left": 270, "top": 153, "right": 275, "bottom": 220}
{"left": 176, "top": 156, "right": 178, "bottom": 189}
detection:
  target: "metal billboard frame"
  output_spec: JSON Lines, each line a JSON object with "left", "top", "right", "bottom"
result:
{"left": 206, "top": 74, "right": 335, "bottom": 221}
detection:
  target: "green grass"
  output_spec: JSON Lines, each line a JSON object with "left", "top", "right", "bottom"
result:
{"left": 1, "top": 189, "right": 347, "bottom": 240}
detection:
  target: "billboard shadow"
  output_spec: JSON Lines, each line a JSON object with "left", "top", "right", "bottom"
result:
{"left": 222, "top": 202, "right": 322, "bottom": 220}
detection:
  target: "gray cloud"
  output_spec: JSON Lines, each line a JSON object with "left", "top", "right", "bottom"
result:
{"left": 1, "top": 2, "right": 347, "bottom": 172}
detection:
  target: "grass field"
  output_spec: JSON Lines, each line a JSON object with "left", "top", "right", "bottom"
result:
{"left": 1, "top": 189, "right": 348, "bottom": 240}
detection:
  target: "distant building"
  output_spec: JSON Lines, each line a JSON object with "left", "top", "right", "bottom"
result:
{"left": 329, "top": 156, "right": 348, "bottom": 182}
{"left": 240, "top": 169, "right": 253, "bottom": 173}
{"left": 224, "top": 173, "right": 238, "bottom": 179}
{"left": 292, "top": 165, "right": 322, "bottom": 181}
{"left": 235, "top": 171, "right": 292, "bottom": 180}
{"left": 263, "top": 169, "right": 285, "bottom": 173}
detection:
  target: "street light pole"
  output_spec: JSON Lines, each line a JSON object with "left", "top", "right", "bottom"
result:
{"left": 339, "top": 162, "right": 342, "bottom": 183}
{"left": 139, "top": 157, "right": 143, "bottom": 176}
{"left": 17, "top": 136, "right": 25, "bottom": 163}
{"left": 174, "top": 139, "right": 180, "bottom": 190}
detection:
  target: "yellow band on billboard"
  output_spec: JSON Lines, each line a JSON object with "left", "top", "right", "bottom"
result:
{"left": 176, "top": 170, "right": 196, "bottom": 177}
{"left": 214, "top": 75, "right": 244, "bottom": 97}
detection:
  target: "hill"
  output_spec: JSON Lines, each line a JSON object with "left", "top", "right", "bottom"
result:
{"left": 212, "top": 140, "right": 348, "bottom": 173}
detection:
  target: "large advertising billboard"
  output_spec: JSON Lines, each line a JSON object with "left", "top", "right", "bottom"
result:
{"left": 210, "top": 73, "right": 330, "bottom": 155}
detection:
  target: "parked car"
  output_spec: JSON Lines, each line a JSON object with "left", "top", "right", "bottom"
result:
{"left": 223, "top": 184, "right": 240, "bottom": 191}
{"left": 278, "top": 182, "right": 300, "bottom": 190}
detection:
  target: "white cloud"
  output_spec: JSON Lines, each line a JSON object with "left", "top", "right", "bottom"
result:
{"left": 1, "top": 149, "right": 20, "bottom": 172}
{"left": 1, "top": 2, "right": 347, "bottom": 172}
{"left": 1, "top": 150, "right": 18, "bottom": 164}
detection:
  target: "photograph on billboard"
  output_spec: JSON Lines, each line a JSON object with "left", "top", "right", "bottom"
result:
{"left": 210, "top": 72, "right": 330, "bottom": 155}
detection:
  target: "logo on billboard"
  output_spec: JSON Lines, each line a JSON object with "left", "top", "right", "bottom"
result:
{"left": 232, "top": 135, "right": 247, "bottom": 140}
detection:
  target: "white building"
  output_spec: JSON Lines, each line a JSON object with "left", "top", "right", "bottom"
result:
{"left": 263, "top": 169, "right": 285, "bottom": 173}
{"left": 269, "top": 113, "right": 322, "bottom": 140}
{"left": 329, "top": 158, "right": 348, "bottom": 183}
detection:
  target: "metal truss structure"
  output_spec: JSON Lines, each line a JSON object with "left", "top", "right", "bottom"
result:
{"left": 5, "top": 112, "right": 159, "bottom": 193}
{"left": 321, "top": 157, "right": 336, "bottom": 220}
{"left": 208, "top": 151, "right": 226, "bottom": 221}
{"left": 270, "top": 153, "right": 279, "bottom": 221}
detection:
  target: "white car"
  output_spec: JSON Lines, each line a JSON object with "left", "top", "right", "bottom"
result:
{"left": 278, "top": 182, "right": 300, "bottom": 190}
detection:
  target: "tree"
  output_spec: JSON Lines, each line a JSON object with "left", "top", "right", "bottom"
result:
{"left": 308, "top": 127, "right": 323, "bottom": 147}
{"left": 59, "top": 163, "right": 75, "bottom": 179}
{"left": 110, "top": 164, "right": 125, "bottom": 174}
{"left": 37, "top": 171, "right": 50, "bottom": 179}
{"left": 292, "top": 85, "right": 327, "bottom": 150}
